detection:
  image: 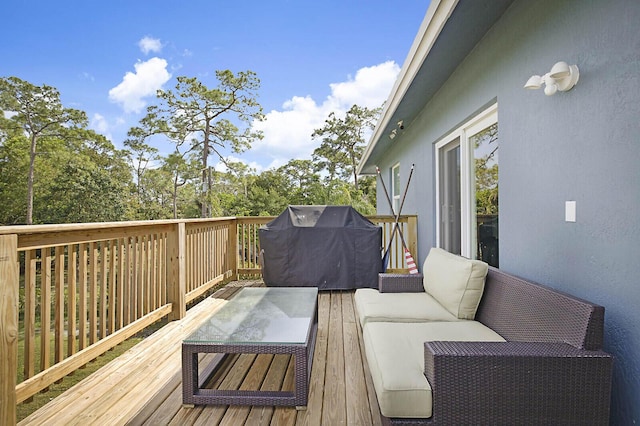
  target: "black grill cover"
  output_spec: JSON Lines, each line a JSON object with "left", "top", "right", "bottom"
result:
{"left": 259, "top": 205, "right": 382, "bottom": 290}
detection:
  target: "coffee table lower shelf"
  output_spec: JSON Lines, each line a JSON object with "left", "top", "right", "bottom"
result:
{"left": 182, "top": 322, "right": 318, "bottom": 409}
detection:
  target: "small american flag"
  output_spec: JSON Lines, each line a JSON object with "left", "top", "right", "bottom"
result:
{"left": 404, "top": 247, "right": 418, "bottom": 274}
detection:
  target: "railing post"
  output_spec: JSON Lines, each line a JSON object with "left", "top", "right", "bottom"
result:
{"left": 227, "top": 219, "right": 238, "bottom": 281}
{"left": 166, "top": 222, "right": 186, "bottom": 321}
{"left": 1, "top": 234, "right": 18, "bottom": 426}
{"left": 407, "top": 215, "right": 419, "bottom": 265}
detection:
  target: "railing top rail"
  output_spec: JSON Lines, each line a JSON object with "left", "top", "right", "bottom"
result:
{"left": 0, "top": 217, "right": 239, "bottom": 236}
{"left": 364, "top": 215, "right": 415, "bottom": 221}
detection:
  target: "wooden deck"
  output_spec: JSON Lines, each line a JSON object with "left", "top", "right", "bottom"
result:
{"left": 19, "top": 282, "right": 383, "bottom": 425}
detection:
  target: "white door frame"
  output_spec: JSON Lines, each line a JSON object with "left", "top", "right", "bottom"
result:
{"left": 434, "top": 103, "right": 498, "bottom": 258}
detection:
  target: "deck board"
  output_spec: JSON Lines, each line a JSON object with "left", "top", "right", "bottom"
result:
{"left": 19, "top": 283, "right": 382, "bottom": 426}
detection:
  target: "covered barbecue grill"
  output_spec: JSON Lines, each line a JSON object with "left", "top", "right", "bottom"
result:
{"left": 259, "top": 205, "right": 382, "bottom": 290}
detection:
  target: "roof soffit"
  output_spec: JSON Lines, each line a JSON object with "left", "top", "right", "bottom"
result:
{"left": 358, "top": 0, "right": 514, "bottom": 175}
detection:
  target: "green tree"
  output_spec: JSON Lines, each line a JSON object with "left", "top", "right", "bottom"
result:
{"left": 123, "top": 136, "right": 159, "bottom": 208}
{"left": 38, "top": 130, "right": 133, "bottom": 223}
{"left": 312, "top": 104, "right": 381, "bottom": 192}
{"left": 0, "top": 133, "right": 30, "bottom": 224}
{"left": 277, "top": 159, "right": 324, "bottom": 205}
{"left": 135, "top": 71, "right": 264, "bottom": 218}
{"left": 0, "top": 76, "right": 88, "bottom": 224}
{"left": 244, "top": 170, "right": 290, "bottom": 216}
{"left": 161, "top": 152, "right": 200, "bottom": 219}
{"left": 474, "top": 123, "right": 498, "bottom": 215}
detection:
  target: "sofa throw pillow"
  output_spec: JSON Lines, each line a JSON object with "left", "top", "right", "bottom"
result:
{"left": 422, "top": 247, "right": 488, "bottom": 319}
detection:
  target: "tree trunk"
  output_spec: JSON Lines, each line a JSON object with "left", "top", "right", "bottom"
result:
{"left": 351, "top": 152, "right": 359, "bottom": 192}
{"left": 173, "top": 179, "right": 178, "bottom": 219}
{"left": 201, "top": 121, "right": 211, "bottom": 218}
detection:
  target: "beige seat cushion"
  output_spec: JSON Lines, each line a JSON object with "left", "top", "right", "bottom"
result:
{"left": 354, "top": 288, "right": 460, "bottom": 326}
{"left": 363, "top": 321, "right": 506, "bottom": 419}
{"left": 423, "top": 248, "right": 488, "bottom": 319}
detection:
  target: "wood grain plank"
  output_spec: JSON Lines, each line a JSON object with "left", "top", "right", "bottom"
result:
{"left": 219, "top": 354, "right": 274, "bottom": 425}
{"left": 0, "top": 234, "right": 18, "bottom": 426}
{"left": 342, "top": 293, "right": 372, "bottom": 425}
{"left": 245, "top": 353, "right": 291, "bottom": 426}
{"left": 41, "top": 250, "right": 52, "bottom": 371}
{"left": 100, "top": 242, "right": 108, "bottom": 340}
{"left": 68, "top": 246, "right": 77, "bottom": 357}
{"left": 109, "top": 240, "right": 117, "bottom": 336}
{"left": 24, "top": 249, "right": 37, "bottom": 380}
{"left": 354, "top": 293, "right": 383, "bottom": 426}
{"left": 321, "top": 292, "right": 346, "bottom": 425}
{"left": 269, "top": 357, "right": 297, "bottom": 426}
{"left": 296, "top": 291, "right": 330, "bottom": 426}
{"left": 78, "top": 243, "right": 88, "bottom": 350}
{"left": 54, "top": 246, "right": 65, "bottom": 365}
{"left": 89, "top": 242, "right": 98, "bottom": 345}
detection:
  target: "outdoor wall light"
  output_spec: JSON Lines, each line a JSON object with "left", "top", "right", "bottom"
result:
{"left": 389, "top": 119, "right": 404, "bottom": 140}
{"left": 524, "top": 61, "right": 579, "bottom": 96}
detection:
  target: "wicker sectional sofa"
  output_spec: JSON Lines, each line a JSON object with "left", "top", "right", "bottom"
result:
{"left": 354, "top": 248, "right": 613, "bottom": 425}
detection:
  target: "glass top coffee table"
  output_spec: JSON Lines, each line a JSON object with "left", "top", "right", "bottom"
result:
{"left": 182, "top": 287, "right": 318, "bottom": 408}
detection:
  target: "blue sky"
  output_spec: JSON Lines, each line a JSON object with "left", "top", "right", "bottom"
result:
{"left": 1, "top": 1, "right": 428, "bottom": 171}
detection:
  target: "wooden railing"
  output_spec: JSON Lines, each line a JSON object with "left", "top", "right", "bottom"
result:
{"left": 0, "top": 214, "right": 417, "bottom": 424}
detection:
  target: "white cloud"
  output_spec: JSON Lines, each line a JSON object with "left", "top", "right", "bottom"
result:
{"left": 90, "top": 113, "right": 114, "bottom": 142}
{"left": 91, "top": 113, "right": 108, "bottom": 132}
{"left": 108, "top": 57, "right": 172, "bottom": 113}
{"left": 214, "top": 156, "right": 263, "bottom": 174}
{"left": 80, "top": 72, "right": 95, "bottom": 82}
{"left": 328, "top": 60, "right": 400, "bottom": 109}
{"left": 138, "top": 36, "right": 162, "bottom": 55}
{"left": 249, "top": 61, "right": 400, "bottom": 169}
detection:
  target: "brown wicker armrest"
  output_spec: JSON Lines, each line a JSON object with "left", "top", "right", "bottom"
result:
{"left": 378, "top": 273, "right": 424, "bottom": 293}
{"left": 422, "top": 341, "right": 613, "bottom": 425}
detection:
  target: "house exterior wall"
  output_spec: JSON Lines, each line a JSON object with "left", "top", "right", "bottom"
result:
{"left": 375, "top": 0, "right": 640, "bottom": 422}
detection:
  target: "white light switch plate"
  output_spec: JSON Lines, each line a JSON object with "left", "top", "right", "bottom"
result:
{"left": 565, "top": 201, "right": 576, "bottom": 222}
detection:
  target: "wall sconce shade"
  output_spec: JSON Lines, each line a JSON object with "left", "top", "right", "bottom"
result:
{"left": 549, "top": 61, "right": 571, "bottom": 79}
{"left": 524, "top": 61, "right": 579, "bottom": 96}
{"left": 524, "top": 75, "right": 543, "bottom": 89}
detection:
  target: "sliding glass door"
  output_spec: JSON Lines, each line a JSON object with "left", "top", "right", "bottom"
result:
{"left": 435, "top": 104, "right": 499, "bottom": 267}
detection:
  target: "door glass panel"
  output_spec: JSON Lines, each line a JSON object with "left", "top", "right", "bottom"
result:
{"left": 440, "top": 140, "right": 461, "bottom": 255}
{"left": 392, "top": 164, "right": 400, "bottom": 213}
{"left": 471, "top": 123, "right": 499, "bottom": 267}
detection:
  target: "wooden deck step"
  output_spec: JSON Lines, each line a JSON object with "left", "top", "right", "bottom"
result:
{"left": 19, "top": 285, "right": 383, "bottom": 425}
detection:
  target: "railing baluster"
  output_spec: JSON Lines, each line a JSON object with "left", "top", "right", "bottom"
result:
{"left": 100, "top": 243, "right": 107, "bottom": 340}
{"left": 136, "top": 235, "right": 144, "bottom": 319}
{"left": 117, "top": 238, "right": 124, "bottom": 330}
{"left": 68, "top": 245, "right": 77, "bottom": 357}
{"left": 89, "top": 242, "right": 98, "bottom": 345}
{"left": 78, "top": 243, "right": 87, "bottom": 351}
{"left": 123, "top": 237, "right": 131, "bottom": 327}
{"left": 54, "top": 246, "right": 65, "bottom": 365}
{"left": 41, "top": 249, "right": 52, "bottom": 373}
{"left": 23, "top": 249, "right": 36, "bottom": 381}
{"left": 109, "top": 240, "right": 116, "bottom": 335}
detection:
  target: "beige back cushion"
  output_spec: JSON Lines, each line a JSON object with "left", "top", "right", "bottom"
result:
{"left": 423, "top": 248, "right": 488, "bottom": 319}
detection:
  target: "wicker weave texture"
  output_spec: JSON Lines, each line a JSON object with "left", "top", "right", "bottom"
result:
{"left": 477, "top": 267, "right": 604, "bottom": 350}
{"left": 424, "top": 341, "right": 612, "bottom": 425}
{"left": 378, "top": 273, "right": 424, "bottom": 293}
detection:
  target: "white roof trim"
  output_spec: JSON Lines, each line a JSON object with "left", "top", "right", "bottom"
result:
{"left": 357, "top": 0, "right": 459, "bottom": 175}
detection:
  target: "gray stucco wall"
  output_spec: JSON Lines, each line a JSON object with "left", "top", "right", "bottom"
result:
{"left": 375, "top": 0, "right": 640, "bottom": 423}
